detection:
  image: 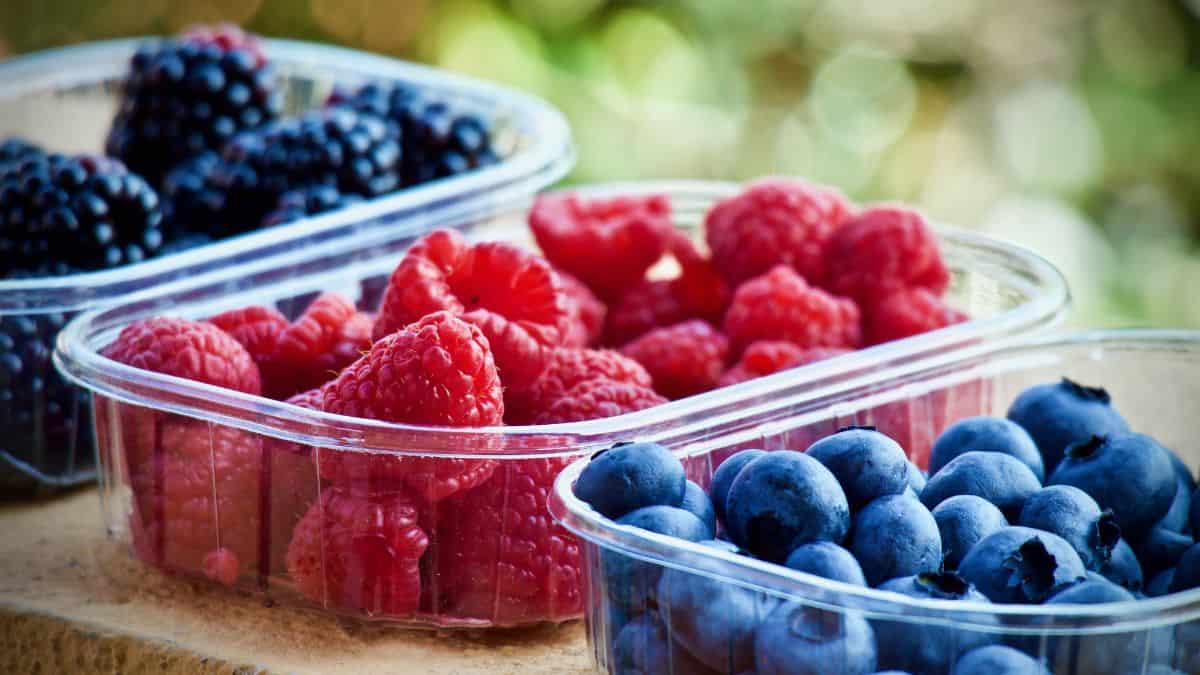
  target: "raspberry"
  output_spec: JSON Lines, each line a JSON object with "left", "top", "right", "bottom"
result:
{"left": 620, "top": 320, "right": 729, "bottom": 400}
{"left": 286, "top": 485, "right": 428, "bottom": 616}
{"left": 705, "top": 178, "right": 852, "bottom": 286}
{"left": 202, "top": 548, "right": 241, "bottom": 586}
{"left": 723, "top": 265, "right": 862, "bottom": 354}
{"left": 207, "top": 304, "right": 288, "bottom": 370}
{"left": 372, "top": 229, "right": 571, "bottom": 390}
{"left": 435, "top": 456, "right": 582, "bottom": 624}
{"left": 533, "top": 379, "right": 666, "bottom": 424}
{"left": 864, "top": 287, "right": 968, "bottom": 346}
{"left": 529, "top": 193, "right": 674, "bottom": 301}
{"left": 823, "top": 205, "right": 950, "bottom": 305}
{"left": 665, "top": 229, "right": 730, "bottom": 325}
{"left": 266, "top": 293, "right": 372, "bottom": 399}
{"left": 603, "top": 280, "right": 689, "bottom": 347}
{"left": 320, "top": 312, "right": 503, "bottom": 501}
{"left": 505, "top": 348, "right": 652, "bottom": 425}
{"left": 103, "top": 317, "right": 262, "bottom": 395}
{"left": 557, "top": 268, "right": 607, "bottom": 347}
{"left": 719, "top": 341, "right": 851, "bottom": 387}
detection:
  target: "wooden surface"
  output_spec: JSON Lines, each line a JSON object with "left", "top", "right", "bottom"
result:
{"left": 0, "top": 490, "right": 594, "bottom": 674}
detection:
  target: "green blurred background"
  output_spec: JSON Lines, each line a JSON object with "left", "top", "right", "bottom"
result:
{"left": 4, "top": 0, "right": 1199, "bottom": 327}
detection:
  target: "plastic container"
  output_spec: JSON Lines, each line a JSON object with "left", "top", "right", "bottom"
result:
{"left": 54, "top": 180, "right": 1067, "bottom": 628}
{"left": 0, "top": 37, "right": 572, "bottom": 494}
{"left": 550, "top": 329, "right": 1200, "bottom": 674}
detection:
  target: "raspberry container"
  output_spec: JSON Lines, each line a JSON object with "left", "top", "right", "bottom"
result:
{"left": 0, "top": 37, "right": 572, "bottom": 494}
{"left": 550, "top": 329, "right": 1200, "bottom": 674}
{"left": 54, "top": 181, "right": 1067, "bottom": 628}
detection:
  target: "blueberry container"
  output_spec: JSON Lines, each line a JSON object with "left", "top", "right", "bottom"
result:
{"left": 550, "top": 329, "right": 1200, "bottom": 674}
{"left": 54, "top": 181, "right": 1066, "bottom": 628}
{"left": 0, "top": 37, "right": 572, "bottom": 495}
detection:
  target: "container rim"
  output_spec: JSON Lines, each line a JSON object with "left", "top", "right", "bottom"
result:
{"left": 55, "top": 180, "right": 1069, "bottom": 458}
{"left": 0, "top": 37, "right": 574, "bottom": 312}
{"left": 549, "top": 328, "right": 1200, "bottom": 634}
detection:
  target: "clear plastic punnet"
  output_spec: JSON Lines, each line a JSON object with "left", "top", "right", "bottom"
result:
{"left": 0, "top": 37, "right": 572, "bottom": 493}
{"left": 550, "top": 329, "right": 1200, "bottom": 673}
{"left": 55, "top": 181, "right": 1067, "bottom": 628}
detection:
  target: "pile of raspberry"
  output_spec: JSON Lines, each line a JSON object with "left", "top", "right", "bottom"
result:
{"left": 99, "top": 177, "right": 966, "bottom": 626}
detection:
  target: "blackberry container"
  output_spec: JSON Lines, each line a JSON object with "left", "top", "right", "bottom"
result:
{"left": 550, "top": 329, "right": 1200, "bottom": 674}
{"left": 0, "top": 37, "right": 573, "bottom": 495}
{"left": 55, "top": 181, "right": 1067, "bottom": 628}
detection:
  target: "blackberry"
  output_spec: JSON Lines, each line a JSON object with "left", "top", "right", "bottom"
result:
{"left": 160, "top": 151, "right": 227, "bottom": 239}
{"left": 0, "top": 137, "right": 44, "bottom": 168}
{"left": 261, "top": 184, "right": 363, "bottom": 226}
{"left": 330, "top": 81, "right": 499, "bottom": 185}
{"left": 106, "top": 26, "right": 282, "bottom": 186}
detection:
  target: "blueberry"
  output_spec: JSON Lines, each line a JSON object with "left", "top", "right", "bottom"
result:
{"left": 1192, "top": 485, "right": 1200, "bottom": 535}
{"left": 1046, "top": 575, "right": 1135, "bottom": 604}
{"left": 1017, "top": 485, "right": 1120, "bottom": 570}
{"left": 905, "top": 462, "right": 927, "bottom": 494}
{"left": 849, "top": 493, "right": 942, "bottom": 587}
{"left": 1006, "top": 378, "right": 1129, "bottom": 475}
{"left": 950, "top": 645, "right": 1049, "bottom": 675}
{"left": 920, "top": 451, "right": 1041, "bottom": 520}
{"left": 1048, "top": 433, "right": 1177, "bottom": 536}
{"left": 725, "top": 451, "right": 850, "bottom": 563}
{"left": 806, "top": 427, "right": 910, "bottom": 510}
{"left": 603, "top": 506, "right": 710, "bottom": 612}
{"left": 754, "top": 602, "right": 877, "bottom": 675}
{"left": 930, "top": 416, "right": 1044, "bottom": 482}
{"left": 710, "top": 449, "right": 766, "bottom": 527}
{"left": 1155, "top": 467, "right": 1194, "bottom": 534}
{"left": 933, "top": 495, "right": 1009, "bottom": 570}
{"left": 1145, "top": 568, "right": 1176, "bottom": 597}
{"left": 680, "top": 480, "right": 716, "bottom": 537}
{"left": 1044, "top": 576, "right": 1139, "bottom": 675}
{"left": 657, "top": 541, "right": 779, "bottom": 672}
{"left": 1137, "top": 527, "right": 1194, "bottom": 577}
{"left": 874, "top": 572, "right": 995, "bottom": 674}
{"left": 576, "top": 441, "right": 687, "bottom": 519}
{"left": 1096, "top": 538, "right": 1143, "bottom": 592}
{"left": 1169, "top": 543, "right": 1200, "bottom": 593}
{"left": 611, "top": 612, "right": 717, "bottom": 675}
{"left": 957, "top": 526, "right": 1086, "bottom": 603}
{"left": 784, "top": 541, "right": 867, "bottom": 586}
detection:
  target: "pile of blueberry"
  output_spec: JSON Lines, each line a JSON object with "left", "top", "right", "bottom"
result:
{"left": 574, "top": 378, "right": 1200, "bottom": 675}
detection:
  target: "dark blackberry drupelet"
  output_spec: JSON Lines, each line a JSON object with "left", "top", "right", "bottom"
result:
{"left": 159, "top": 151, "right": 227, "bottom": 240}
{"left": 261, "top": 184, "right": 364, "bottom": 226}
{"left": 0, "top": 137, "right": 44, "bottom": 168}
{"left": 106, "top": 27, "right": 281, "bottom": 186}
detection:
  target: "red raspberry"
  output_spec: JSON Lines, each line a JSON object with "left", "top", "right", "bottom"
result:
{"left": 320, "top": 311, "right": 503, "bottom": 501}
{"left": 104, "top": 317, "right": 262, "bottom": 395}
{"left": 823, "top": 205, "right": 950, "bottom": 305}
{"left": 284, "top": 387, "right": 324, "bottom": 411}
{"left": 719, "top": 341, "right": 851, "bottom": 387}
{"left": 705, "top": 178, "right": 852, "bottom": 286}
{"left": 723, "top": 265, "right": 862, "bottom": 354}
{"left": 603, "top": 280, "right": 689, "bottom": 347}
{"left": 864, "top": 287, "right": 968, "bottom": 346}
{"left": 533, "top": 379, "right": 666, "bottom": 424}
{"left": 620, "top": 320, "right": 729, "bottom": 400}
{"left": 529, "top": 193, "right": 674, "bottom": 301}
{"left": 557, "top": 268, "right": 607, "bottom": 347}
{"left": 435, "top": 456, "right": 582, "bottom": 624}
{"left": 665, "top": 229, "right": 730, "bottom": 325}
{"left": 505, "top": 348, "right": 652, "bottom": 425}
{"left": 207, "top": 305, "right": 288, "bottom": 370}
{"left": 286, "top": 485, "right": 428, "bottom": 616}
{"left": 261, "top": 293, "right": 368, "bottom": 399}
{"left": 373, "top": 229, "right": 571, "bottom": 391}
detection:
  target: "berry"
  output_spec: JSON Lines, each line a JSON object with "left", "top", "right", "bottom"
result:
{"left": 874, "top": 573, "right": 995, "bottom": 674}
{"left": 1138, "top": 527, "right": 1194, "bottom": 578}
{"left": 1017, "top": 486, "right": 1120, "bottom": 570}
{"left": 158, "top": 151, "right": 226, "bottom": 240}
{"left": 529, "top": 192, "right": 675, "bottom": 300}
{"left": 905, "top": 461, "right": 927, "bottom": 494}
{"left": 704, "top": 177, "right": 852, "bottom": 286}
{"left": 202, "top": 548, "right": 240, "bottom": 586}
{"left": 619, "top": 320, "right": 730, "bottom": 400}
{"left": 0, "top": 137, "right": 44, "bottom": 167}
{"left": 504, "top": 348, "right": 650, "bottom": 425}
{"left": 435, "top": 456, "right": 583, "bottom": 624}
{"left": 1044, "top": 575, "right": 1140, "bottom": 674}
{"left": 531, "top": 378, "right": 666, "bottom": 424}
{"left": 1146, "top": 568, "right": 1176, "bottom": 597}
{"left": 1155, "top": 453, "right": 1194, "bottom": 533}
{"left": 719, "top": 341, "right": 849, "bottom": 387}
{"left": 1169, "top": 543, "right": 1200, "bottom": 592}
{"left": 1006, "top": 378, "right": 1130, "bottom": 475}
{"left": 1048, "top": 433, "right": 1177, "bottom": 536}
{"left": 261, "top": 184, "right": 363, "bottom": 226}
{"left": 709, "top": 449, "right": 766, "bottom": 528}
{"left": 725, "top": 450, "right": 850, "bottom": 563}
{"left": 264, "top": 292, "right": 368, "bottom": 399}
{"left": 602, "top": 280, "right": 689, "bottom": 346}
{"left": 754, "top": 602, "right": 877, "bottom": 675}
{"left": 1096, "top": 538, "right": 1143, "bottom": 591}
{"left": 823, "top": 205, "right": 950, "bottom": 305}
{"left": 920, "top": 451, "right": 1042, "bottom": 521}
{"left": 611, "top": 612, "right": 717, "bottom": 675}
{"left": 103, "top": 316, "right": 261, "bottom": 394}
{"left": 805, "top": 427, "right": 909, "bottom": 511}
{"left": 849, "top": 493, "right": 942, "bottom": 586}
{"left": 1048, "top": 575, "right": 1136, "bottom": 604}
{"left": 784, "top": 541, "right": 867, "bottom": 586}
{"left": 372, "top": 228, "right": 572, "bottom": 391}
{"left": 679, "top": 480, "right": 717, "bottom": 538}
{"left": 930, "top": 416, "right": 1045, "bottom": 482}
{"left": 664, "top": 229, "right": 731, "bottom": 325}
{"left": 723, "top": 265, "right": 862, "bottom": 353}
{"left": 206, "top": 304, "right": 288, "bottom": 372}
{"left": 1193, "top": 486, "right": 1200, "bottom": 536}
{"left": 556, "top": 268, "right": 606, "bottom": 347}
{"left": 864, "top": 287, "right": 967, "bottom": 346}
{"left": 106, "top": 28, "right": 281, "bottom": 185}
{"left": 950, "top": 646, "right": 1049, "bottom": 675}
{"left": 1, "top": 154, "right": 164, "bottom": 277}
{"left": 933, "top": 495, "right": 1009, "bottom": 570}
{"left": 957, "top": 526, "right": 1086, "bottom": 604}
{"left": 318, "top": 312, "right": 503, "bottom": 501}
{"left": 602, "top": 506, "right": 710, "bottom": 613}
{"left": 574, "top": 441, "right": 686, "bottom": 519}
{"left": 285, "top": 485, "right": 428, "bottom": 616}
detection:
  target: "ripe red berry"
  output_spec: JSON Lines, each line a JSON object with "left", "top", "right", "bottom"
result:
{"left": 823, "top": 205, "right": 949, "bottom": 305}
{"left": 719, "top": 341, "right": 850, "bottom": 387}
{"left": 557, "top": 267, "right": 607, "bottom": 347}
{"left": 603, "top": 280, "right": 689, "bottom": 347}
{"left": 505, "top": 348, "right": 652, "bottom": 425}
{"left": 533, "top": 378, "right": 667, "bottom": 424}
{"left": 104, "top": 316, "right": 262, "bottom": 395}
{"left": 665, "top": 229, "right": 730, "bottom": 325}
{"left": 620, "top": 320, "right": 730, "bottom": 400}
{"left": 864, "top": 287, "right": 967, "bottom": 345}
{"left": 207, "top": 305, "right": 288, "bottom": 371}
{"left": 723, "top": 265, "right": 862, "bottom": 354}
